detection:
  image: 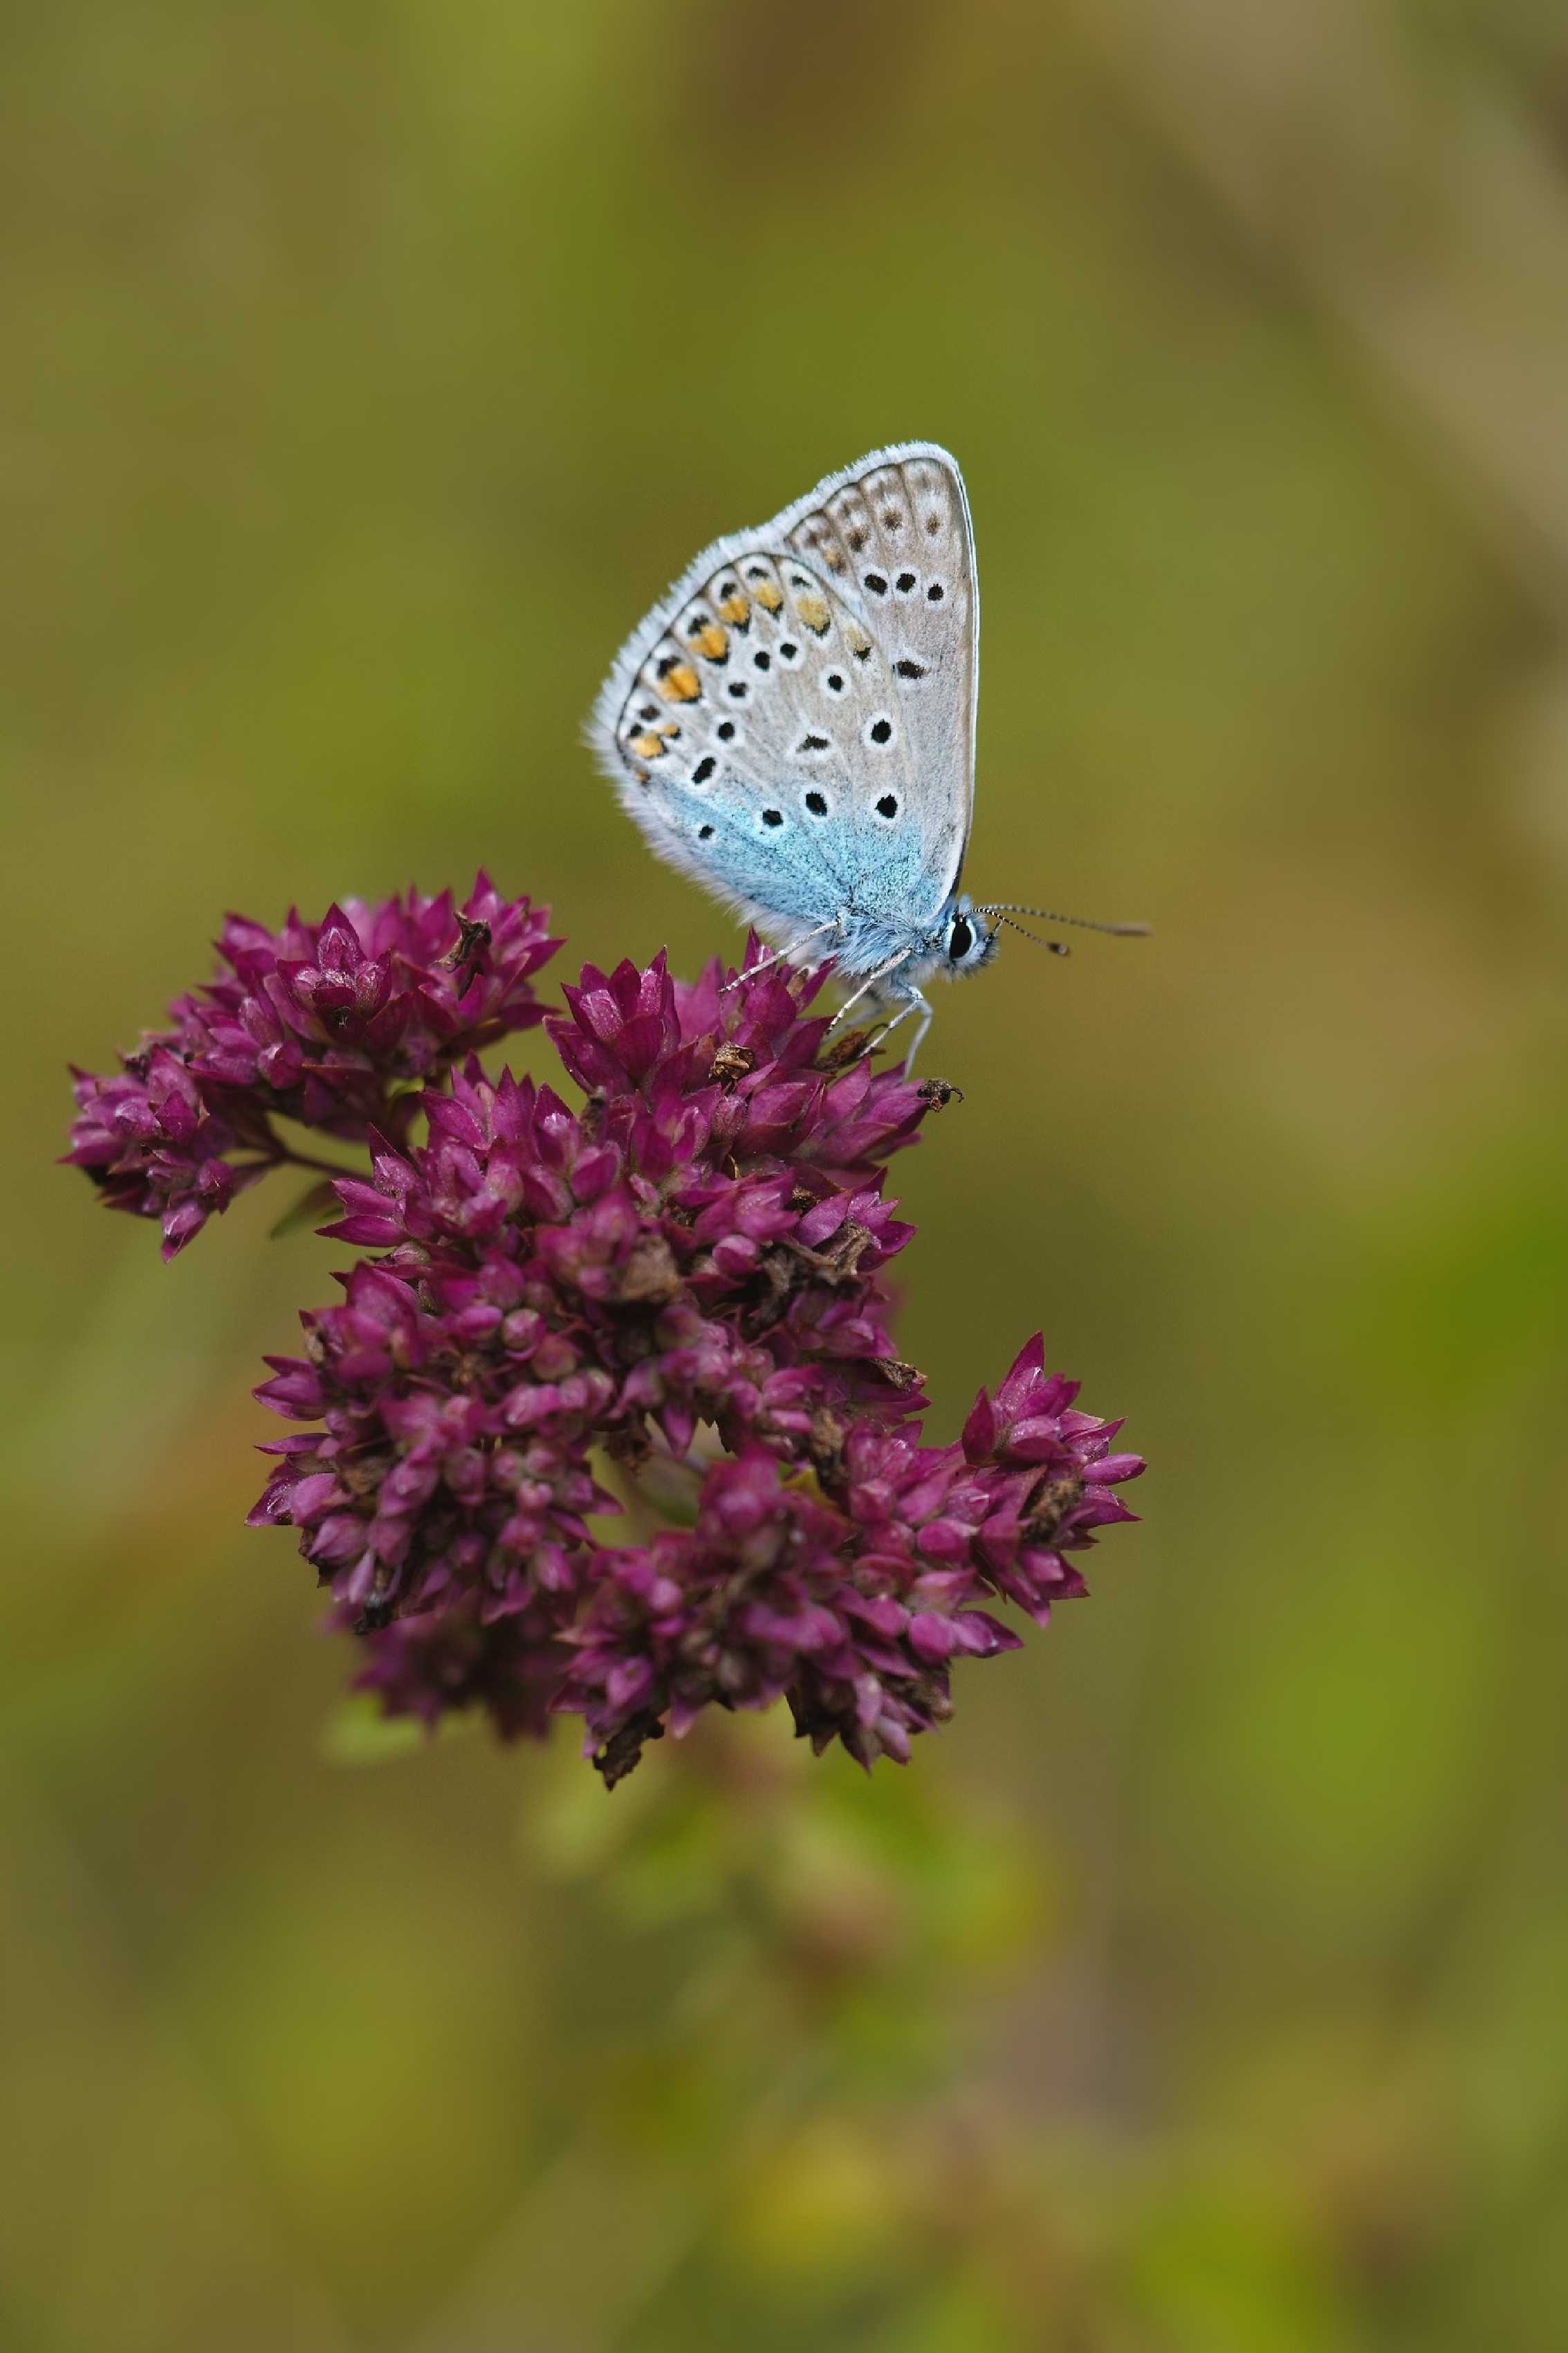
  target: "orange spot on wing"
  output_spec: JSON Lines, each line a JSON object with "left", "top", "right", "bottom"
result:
{"left": 689, "top": 622, "right": 728, "bottom": 661}
{"left": 631, "top": 732, "right": 665, "bottom": 759}
{"left": 753, "top": 580, "right": 784, "bottom": 613}
{"left": 794, "top": 591, "right": 831, "bottom": 635}
{"left": 717, "top": 590, "right": 750, "bottom": 626}
{"left": 658, "top": 663, "right": 701, "bottom": 702}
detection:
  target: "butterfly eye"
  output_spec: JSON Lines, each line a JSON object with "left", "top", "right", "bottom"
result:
{"left": 949, "top": 916, "right": 973, "bottom": 959}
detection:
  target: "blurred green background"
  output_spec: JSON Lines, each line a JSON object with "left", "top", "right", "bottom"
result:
{"left": 6, "top": 3, "right": 1568, "bottom": 2347}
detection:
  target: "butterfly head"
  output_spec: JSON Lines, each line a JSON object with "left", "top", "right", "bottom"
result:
{"left": 942, "top": 896, "right": 1002, "bottom": 979}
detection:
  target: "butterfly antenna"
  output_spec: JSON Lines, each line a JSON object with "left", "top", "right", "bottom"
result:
{"left": 976, "top": 904, "right": 1150, "bottom": 938}
{"left": 993, "top": 914, "right": 1070, "bottom": 957}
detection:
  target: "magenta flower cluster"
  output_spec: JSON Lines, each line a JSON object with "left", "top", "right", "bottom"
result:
{"left": 66, "top": 877, "right": 558, "bottom": 1257}
{"left": 67, "top": 884, "right": 1143, "bottom": 1783}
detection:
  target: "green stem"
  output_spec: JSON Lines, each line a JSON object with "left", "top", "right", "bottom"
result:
{"left": 275, "top": 1147, "right": 362, "bottom": 1182}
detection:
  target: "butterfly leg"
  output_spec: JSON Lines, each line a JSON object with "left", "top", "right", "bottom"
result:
{"left": 872, "top": 986, "right": 933, "bottom": 1073}
{"left": 827, "top": 950, "right": 912, "bottom": 1033}
{"left": 721, "top": 915, "right": 845, "bottom": 995}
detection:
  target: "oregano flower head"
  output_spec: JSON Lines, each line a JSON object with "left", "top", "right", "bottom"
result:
{"left": 67, "top": 882, "right": 1142, "bottom": 1783}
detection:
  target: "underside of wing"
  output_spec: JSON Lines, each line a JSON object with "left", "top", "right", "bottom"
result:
{"left": 587, "top": 443, "right": 979, "bottom": 951}
{"left": 775, "top": 443, "right": 979, "bottom": 898}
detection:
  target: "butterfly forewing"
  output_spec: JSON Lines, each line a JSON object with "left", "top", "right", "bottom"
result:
{"left": 590, "top": 443, "right": 978, "bottom": 968}
{"left": 784, "top": 447, "right": 977, "bottom": 905}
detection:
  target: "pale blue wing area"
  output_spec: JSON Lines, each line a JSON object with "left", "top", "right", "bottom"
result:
{"left": 587, "top": 445, "right": 979, "bottom": 976}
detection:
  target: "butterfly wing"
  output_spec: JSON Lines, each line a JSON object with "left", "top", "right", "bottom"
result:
{"left": 779, "top": 444, "right": 978, "bottom": 907}
{"left": 587, "top": 443, "right": 979, "bottom": 965}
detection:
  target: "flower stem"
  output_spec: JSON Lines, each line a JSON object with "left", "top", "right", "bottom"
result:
{"left": 275, "top": 1147, "right": 361, "bottom": 1182}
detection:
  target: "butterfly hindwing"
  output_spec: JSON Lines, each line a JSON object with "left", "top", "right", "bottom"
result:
{"left": 597, "top": 548, "right": 923, "bottom": 941}
{"left": 589, "top": 443, "right": 978, "bottom": 966}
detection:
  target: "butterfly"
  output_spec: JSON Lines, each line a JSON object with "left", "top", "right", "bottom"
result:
{"left": 587, "top": 442, "right": 1144, "bottom": 1065}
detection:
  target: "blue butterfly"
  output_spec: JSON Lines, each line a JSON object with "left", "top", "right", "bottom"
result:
{"left": 589, "top": 443, "right": 1143, "bottom": 1064}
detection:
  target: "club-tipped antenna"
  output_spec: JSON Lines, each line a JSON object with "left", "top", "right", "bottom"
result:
{"left": 992, "top": 914, "right": 1069, "bottom": 956}
{"left": 976, "top": 903, "right": 1150, "bottom": 939}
